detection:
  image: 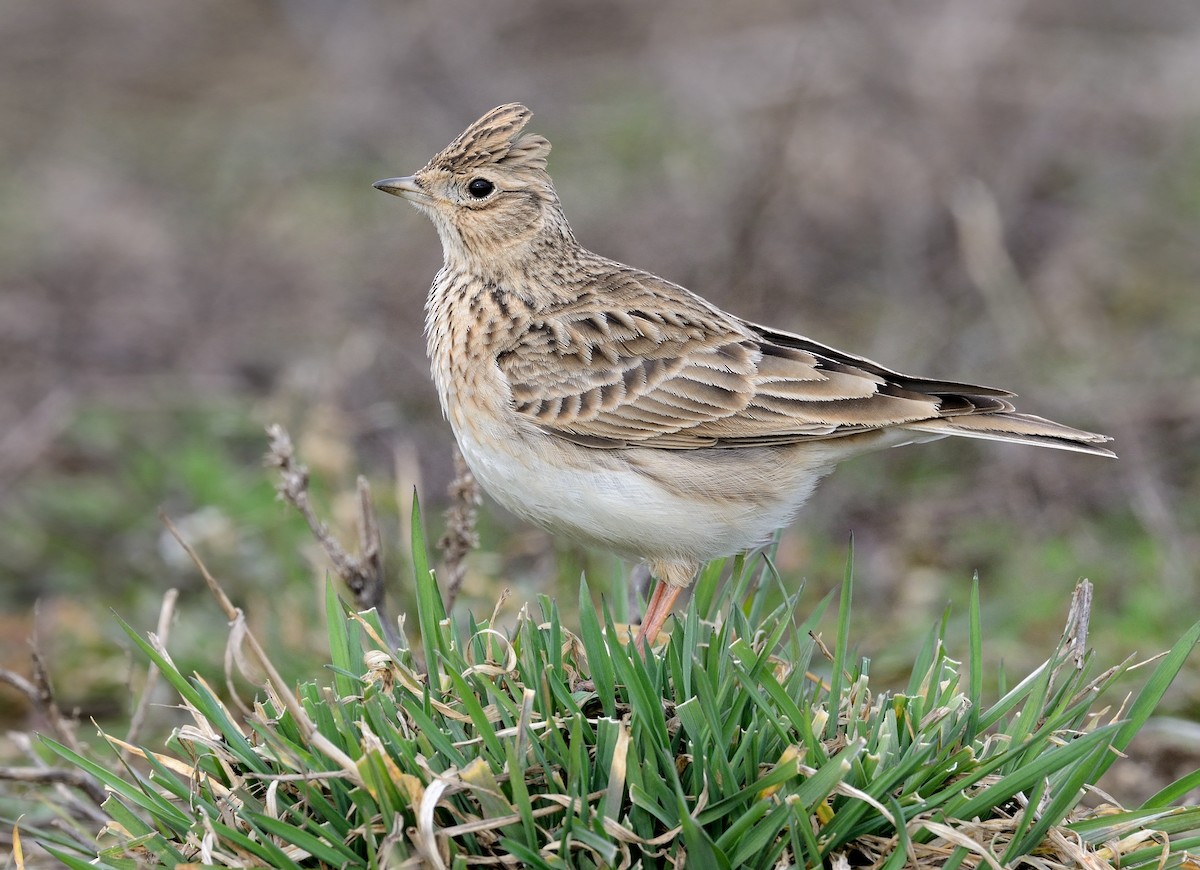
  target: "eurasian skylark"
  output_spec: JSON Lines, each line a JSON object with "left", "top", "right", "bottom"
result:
{"left": 374, "top": 103, "right": 1113, "bottom": 645}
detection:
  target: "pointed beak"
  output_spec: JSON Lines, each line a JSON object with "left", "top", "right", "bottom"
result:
{"left": 373, "top": 175, "right": 432, "bottom": 203}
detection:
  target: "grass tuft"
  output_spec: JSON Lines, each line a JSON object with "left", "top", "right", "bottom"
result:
{"left": 9, "top": 500, "right": 1200, "bottom": 868}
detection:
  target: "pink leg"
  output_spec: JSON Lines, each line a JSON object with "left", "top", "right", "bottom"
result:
{"left": 634, "top": 581, "right": 683, "bottom": 648}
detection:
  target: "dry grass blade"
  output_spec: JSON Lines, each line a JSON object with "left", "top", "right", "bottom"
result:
{"left": 1063, "top": 580, "right": 1093, "bottom": 670}
{"left": 416, "top": 778, "right": 451, "bottom": 870}
{"left": 159, "top": 510, "right": 363, "bottom": 784}
{"left": 918, "top": 820, "right": 1007, "bottom": 870}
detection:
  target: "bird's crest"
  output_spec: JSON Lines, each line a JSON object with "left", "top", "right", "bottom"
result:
{"left": 424, "top": 103, "right": 551, "bottom": 175}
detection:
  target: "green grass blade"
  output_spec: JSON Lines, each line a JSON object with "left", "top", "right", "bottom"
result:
{"left": 38, "top": 737, "right": 191, "bottom": 829}
{"left": 1140, "top": 767, "right": 1200, "bottom": 810}
{"left": 245, "top": 810, "right": 362, "bottom": 865}
{"left": 1092, "top": 619, "right": 1200, "bottom": 786}
{"left": 1006, "top": 741, "right": 1109, "bottom": 860}
{"left": 410, "top": 489, "right": 446, "bottom": 684}
{"left": 944, "top": 726, "right": 1117, "bottom": 822}
{"left": 965, "top": 575, "right": 983, "bottom": 742}
{"left": 693, "top": 557, "right": 727, "bottom": 620}
{"left": 796, "top": 737, "right": 864, "bottom": 810}
{"left": 326, "top": 580, "right": 363, "bottom": 699}
{"left": 679, "top": 809, "right": 732, "bottom": 870}
{"left": 577, "top": 575, "right": 616, "bottom": 717}
{"left": 41, "top": 846, "right": 119, "bottom": 870}
{"left": 825, "top": 539, "right": 854, "bottom": 741}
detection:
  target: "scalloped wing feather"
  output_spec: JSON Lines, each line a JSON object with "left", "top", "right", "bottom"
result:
{"left": 496, "top": 269, "right": 1112, "bottom": 455}
{"left": 498, "top": 275, "right": 958, "bottom": 449}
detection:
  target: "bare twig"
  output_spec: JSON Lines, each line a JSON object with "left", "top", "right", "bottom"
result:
{"left": 356, "top": 474, "right": 385, "bottom": 606}
{"left": 24, "top": 613, "right": 83, "bottom": 754}
{"left": 264, "top": 423, "right": 398, "bottom": 648}
{"left": 125, "top": 588, "right": 179, "bottom": 745}
{"left": 0, "top": 668, "right": 37, "bottom": 702}
{"left": 0, "top": 630, "right": 108, "bottom": 817}
{"left": 0, "top": 765, "right": 107, "bottom": 806}
{"left": 439, "top": 448, "right": 480, "bottom": 610}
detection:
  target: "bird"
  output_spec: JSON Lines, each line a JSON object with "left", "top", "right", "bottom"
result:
{"left": 373, "top": 103, "right": 1114, "bottom": 647}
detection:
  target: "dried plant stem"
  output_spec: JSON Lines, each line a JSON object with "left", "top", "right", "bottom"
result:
{"left": 0, "top": 617, "right": 108, "bottom": 809}
{"left": 265, "top": 423, "right": 399, "bottom": 649}
{"left": 0, "top": 614, "right": 85, "bottom": 754}
{"left": 0, "top": 766, "right": 107, "bottom": 806}
{"left": 1063, "top": 580, "right": 1093, "bottom": 671}
{"left": 439, "top": 447, "right": 480, "bottom": 610}
{"left": 0, "top": 669, "right": 38, "bottom": 709}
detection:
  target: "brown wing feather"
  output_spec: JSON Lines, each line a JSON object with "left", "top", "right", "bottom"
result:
{"left": 496, "top": 267, "right": 1113, "bottom": 456}
{"left": 498, "top": 271, "right": 953, "bottom": 449}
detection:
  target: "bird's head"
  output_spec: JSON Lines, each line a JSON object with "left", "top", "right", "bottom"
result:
{"left": 374, "top": 103, "right": 573, "bottom": 269}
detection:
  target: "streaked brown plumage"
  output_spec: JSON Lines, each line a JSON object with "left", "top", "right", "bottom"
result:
{"left": 375, "top": 103, "right": 1113, "bottom": 645}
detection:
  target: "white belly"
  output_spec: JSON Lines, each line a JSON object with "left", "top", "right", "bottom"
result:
{"left": 452, "top": 419, "right": 834, "bottom": 565}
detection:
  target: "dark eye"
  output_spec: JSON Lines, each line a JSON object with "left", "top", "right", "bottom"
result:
{"left": 467, "top": 178, "right": 494, "bottom": 198}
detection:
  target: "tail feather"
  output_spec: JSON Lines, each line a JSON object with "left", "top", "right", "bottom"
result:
{"left": 905, "top": 412, "right": 1116, "bottom": 457}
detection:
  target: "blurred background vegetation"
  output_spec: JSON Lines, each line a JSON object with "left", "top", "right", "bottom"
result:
{"left": 1, "top": 0, "right": 1198, "bottom": 797}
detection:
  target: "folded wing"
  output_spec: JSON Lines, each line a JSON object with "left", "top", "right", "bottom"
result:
{"left": 496, "top": 272, "right": 1113, "bottom": 457}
